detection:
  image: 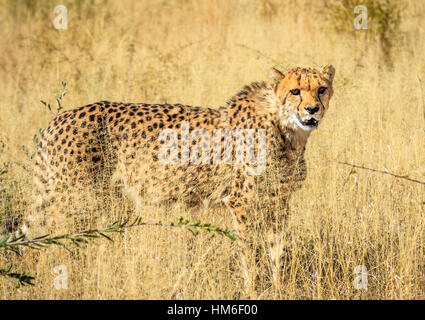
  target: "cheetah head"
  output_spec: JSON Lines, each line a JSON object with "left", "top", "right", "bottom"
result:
{"left": 271, "top": 65, "right": 335, "bottom": 132}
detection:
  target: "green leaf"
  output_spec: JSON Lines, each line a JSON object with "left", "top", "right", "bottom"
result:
{"left": 0, "top": 235, "right": 10, "bottom": 246}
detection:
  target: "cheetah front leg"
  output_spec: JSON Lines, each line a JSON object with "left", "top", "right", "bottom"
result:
{"left": 225, "top": 168, "right": 264, "bottom": 297}
{"left": 226, "top": 203, "right": 259, "bottom": 296}
{"left": 226, "top": 168, "right": 292, "bottom": 296}
{"left": 265, "top": 222, "right": 287, "bottom": 292}
{"left": 263, "top": 189, "right": 291, "bottom": 293}
{"left": 266, "top": 155, "right": 307, "bottom": 290}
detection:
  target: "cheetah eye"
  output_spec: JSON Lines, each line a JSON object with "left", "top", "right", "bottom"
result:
{"left": 290, "top": 89, "right": 300, "bottom": 96}
{"left": 318, "top": 87, "right": 327, "bottom": 95}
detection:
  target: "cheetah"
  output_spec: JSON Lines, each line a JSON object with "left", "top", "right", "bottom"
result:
{"left": 11, "top": 65, "right": 335, "bottom": 291}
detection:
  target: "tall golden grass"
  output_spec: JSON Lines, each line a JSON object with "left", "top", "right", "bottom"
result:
{"left": 0, "top": 0, "right": 424, "bottom": 299}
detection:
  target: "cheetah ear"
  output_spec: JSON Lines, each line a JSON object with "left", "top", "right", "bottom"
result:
{"left": 269, "top": 67, "right": 285, "bottom": 81}
{"left": 322, "top": 65, "right": 335, "bottom": 83}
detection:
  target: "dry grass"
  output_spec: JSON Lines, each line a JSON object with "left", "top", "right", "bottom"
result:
{"left": 0, "top": 0, "right": 424, "bottom": 299}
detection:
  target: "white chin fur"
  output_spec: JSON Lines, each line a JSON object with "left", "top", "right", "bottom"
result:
{"left": 288, "top": 114, "right": 318, "bottom": 132}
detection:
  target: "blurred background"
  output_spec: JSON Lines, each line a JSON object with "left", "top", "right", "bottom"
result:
{"left": 0, "top": 0, "right": 424, "bottom": 299}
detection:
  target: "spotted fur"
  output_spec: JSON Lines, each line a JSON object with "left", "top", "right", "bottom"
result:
{"left": 12, "top": 65, "right": 335, "bottom": 291}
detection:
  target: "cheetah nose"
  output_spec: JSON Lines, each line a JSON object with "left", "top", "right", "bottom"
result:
{"left": 305, "top": 106, "right": 319, "bottom": 115}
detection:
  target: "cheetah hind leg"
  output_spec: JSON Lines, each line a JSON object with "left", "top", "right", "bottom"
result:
{"left": 0, "top": 194, "right": 49, "bottom": 249}
{"left": 10, "top": 182, "right": 80, "bottom": 241}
